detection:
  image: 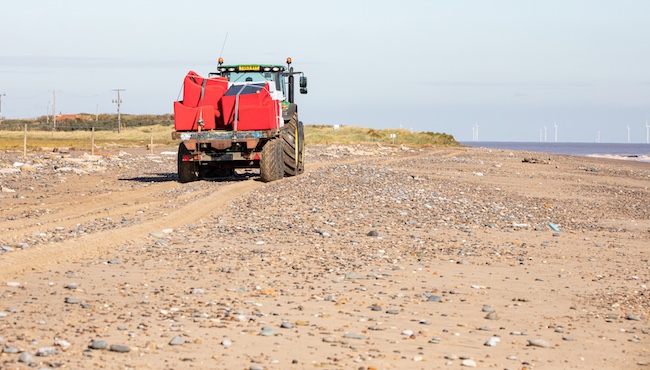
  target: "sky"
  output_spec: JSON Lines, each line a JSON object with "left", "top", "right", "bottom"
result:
{"left": 1, "top": 0, "right": 649, "bottom": 143}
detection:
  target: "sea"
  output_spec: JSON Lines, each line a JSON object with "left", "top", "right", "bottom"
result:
{"left": 460, "top": 142, "right": 650, "bottom": 163}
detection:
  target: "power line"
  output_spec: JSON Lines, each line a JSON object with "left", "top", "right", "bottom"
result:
{"left": 59, "top": 90, "right": 111, "bottom": 98}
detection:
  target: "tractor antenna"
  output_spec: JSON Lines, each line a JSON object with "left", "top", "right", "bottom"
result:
{"left": 219, "top": 32, "right": 229, "bottom": 59}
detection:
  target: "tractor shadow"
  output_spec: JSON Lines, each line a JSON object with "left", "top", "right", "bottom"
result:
{"left": 118, "top": 173, "right": 177, "bottom": 183}
{"left": 119, "top": 171, "right": 259, "bottom": 183}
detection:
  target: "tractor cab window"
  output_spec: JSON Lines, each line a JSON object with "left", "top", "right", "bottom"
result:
{"left": 223, "top": 71, "right": 286, "bottom": 97}
{"left": 276, "top": 73, "right": 286, "bottom": 96}
{"left": 227, "top": 72, "right": 274, "bottom": 83}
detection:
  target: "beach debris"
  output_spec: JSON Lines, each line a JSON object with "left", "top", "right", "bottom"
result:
{"left": 548, "top": 222, "right": 560, "bottom": 231}
{"left": 522, "top": 157, "right": 550, "bottom": 164}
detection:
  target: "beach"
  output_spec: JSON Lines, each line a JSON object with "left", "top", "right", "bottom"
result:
{"left": 0, "top": 144, "right": 648, "bottom": 369}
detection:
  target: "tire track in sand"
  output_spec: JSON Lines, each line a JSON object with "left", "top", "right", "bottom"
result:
{"left": 0, "top": 179, "right": 262, "bottom": 281}
{"left": 0, "top": 148, "right": 465, "bottom": 280}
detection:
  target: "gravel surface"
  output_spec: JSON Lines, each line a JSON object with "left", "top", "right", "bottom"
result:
{"left": 0, "top": 144, "right": 648, "bottom": 369}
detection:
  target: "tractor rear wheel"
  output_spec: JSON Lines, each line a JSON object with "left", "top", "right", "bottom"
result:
{"left": 297, "top": 120, "right": 304, "bottom": 174}
{"left": 260, "top": 137, "right": 284, "bottom": 182}
{"left": 177, "top": 142, "right": 199, "bottom": 183}
{"left": 283, "top": 113, "right": 305, "bottom": 176}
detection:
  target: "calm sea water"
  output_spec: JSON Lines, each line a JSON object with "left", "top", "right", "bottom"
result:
{"left": 460, "top": 142, "right": 650, "bottom": 162}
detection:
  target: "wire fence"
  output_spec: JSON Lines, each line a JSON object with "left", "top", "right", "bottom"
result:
{"left": 1, "top": 123, "right": 121, "bottom": 132}
{"left": 1, "top": 123, "right": 174, "bottom": 159}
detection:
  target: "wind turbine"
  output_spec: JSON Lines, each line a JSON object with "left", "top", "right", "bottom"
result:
{"left": 543, "top": 126, "right": 547, "bottom": 142}
{"left": 627, "top": 125, "right": 631, "bottom": 143}
{"left": 472, "top": 125, "right": 476, "bottom": 141}
{"left": 475, "top": 123, "right": 479, "bottom": 141}
{"left": 554, "top": 121, "right": 558, "bottom": 143}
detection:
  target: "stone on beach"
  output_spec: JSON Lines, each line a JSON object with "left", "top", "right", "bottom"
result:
{"left": 528, "top": 339, "right": 551, "bottom": 348}
{"left": 169, "top": 336, "right": 185, "bottom": 345}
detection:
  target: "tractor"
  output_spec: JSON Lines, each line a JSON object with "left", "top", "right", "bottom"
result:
{"left": 171, "top": 57, "right": 307, "bottom": 183}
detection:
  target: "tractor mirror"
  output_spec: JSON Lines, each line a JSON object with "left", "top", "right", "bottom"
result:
{"left": 299, "top": 76, "right": 308, "bottom": 94}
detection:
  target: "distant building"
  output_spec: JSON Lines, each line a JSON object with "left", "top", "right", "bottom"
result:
{"left": 56, "top": 113, "right": 79, "bottom": 121}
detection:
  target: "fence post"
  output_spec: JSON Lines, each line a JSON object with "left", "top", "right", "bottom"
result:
{"left": 23, "top": 124, "right": 27, "bottom": 159}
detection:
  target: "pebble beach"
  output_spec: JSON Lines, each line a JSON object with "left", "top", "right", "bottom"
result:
{"left": 0, "top": 144, "right": 648, "bottom": 369}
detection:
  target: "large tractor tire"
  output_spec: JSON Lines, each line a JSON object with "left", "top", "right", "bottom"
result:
{"left": 282, "top": 113, "right": 305, "bottom": 176}
{"left": 177, "top": 142, "right": 199, "bottom": 183}
{"left": 260, "top": 137, "right": 284, "bottom": 182}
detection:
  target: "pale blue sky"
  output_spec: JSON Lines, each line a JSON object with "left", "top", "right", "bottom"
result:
{"left": 1, "top": 0, "right": 649, "bottom": 142}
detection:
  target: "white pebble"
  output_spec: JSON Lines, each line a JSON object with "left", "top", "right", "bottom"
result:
{"left": 484, "top": 336, "right": 501, "bottom": 346}
{"left": 528, "top": 338, "right": 551, "bottom": 348}
{"left": 461, "top": 359, "right": 477, "bottom": 367}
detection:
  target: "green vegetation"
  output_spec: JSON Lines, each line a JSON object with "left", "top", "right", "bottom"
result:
{"left": 0, "top": 116, "right": 458, "bottom": 150}
{"left": 1, "top": 113, "right": 174, "bottom": 132}
{"left": 306, "top": 125, "right": 459, "bottom": 147}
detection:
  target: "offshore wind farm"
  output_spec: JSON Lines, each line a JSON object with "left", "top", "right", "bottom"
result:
{"left": 469, "top": 120, "right": 650, "bottom": 145}
{"left": 464, "top": 120, "right": 650, "bottom": 162}
{"left": 462, "top": 140, "right": 650, "bottom": 162}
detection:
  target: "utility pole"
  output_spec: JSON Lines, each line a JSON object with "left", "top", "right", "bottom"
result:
{"left": 0, "top": 92, "right": 5, "bottom": 124}
{"left": 112, "top": 89, "right": 125, "bottom": 133}
{"left": 52, "top": 90, "right": 57, "bottom": 130}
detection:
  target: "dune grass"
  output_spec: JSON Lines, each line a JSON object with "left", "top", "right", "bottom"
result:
{"left": 305, "top": 125, "right": 458, "bottom": 147}
{"left": 0, "top": 120, "right": 458, "bottom": 151}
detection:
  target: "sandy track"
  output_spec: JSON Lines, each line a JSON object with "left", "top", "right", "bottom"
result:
{"left": 0, "top": 180, "right": 179, "bottom": 237}
{"left": 0, "top": 177, "right": 262, "bottom": 281}
{"left": 0, "top": 147, "right": 465, "bottom": 281}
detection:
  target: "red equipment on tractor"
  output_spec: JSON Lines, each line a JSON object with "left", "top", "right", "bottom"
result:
{"left": 172, "top": 57, "right": 307, "bottom": 183}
